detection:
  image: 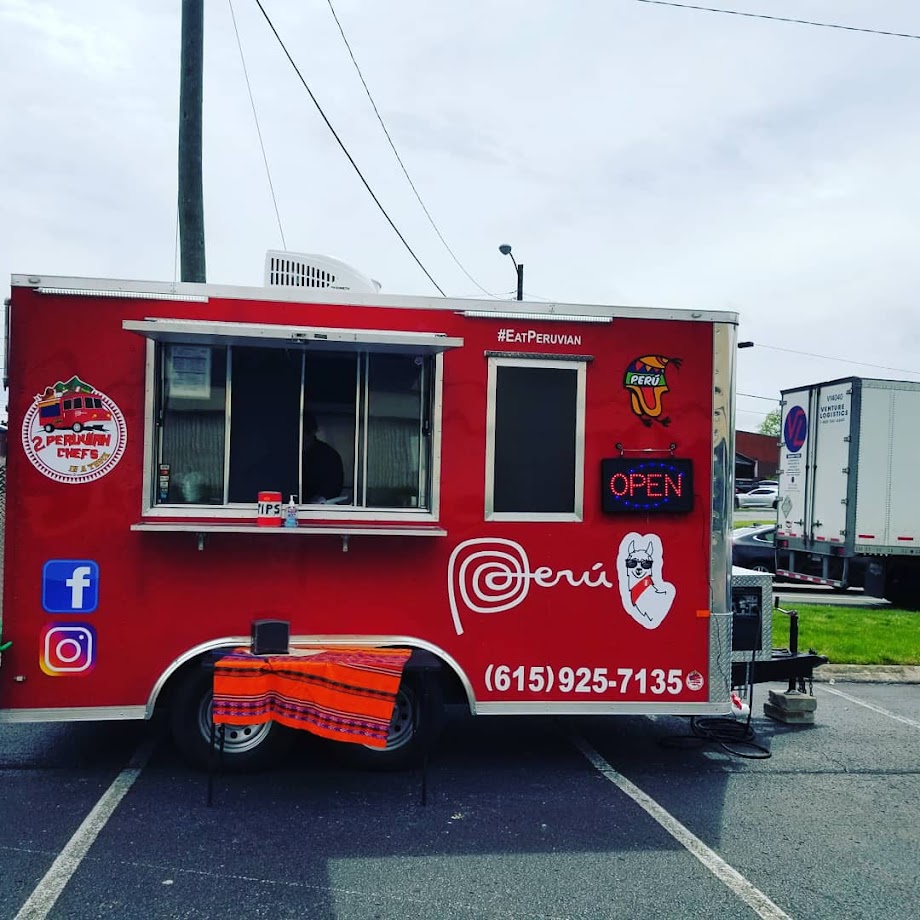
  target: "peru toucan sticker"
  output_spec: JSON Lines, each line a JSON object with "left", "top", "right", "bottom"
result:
{"left": 623, "top": 355, "right": 682, "bottom": 426}
{"left": 22, "top": 376, "right": 127, "bottom": 484}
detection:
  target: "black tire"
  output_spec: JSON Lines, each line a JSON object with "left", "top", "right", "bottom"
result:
{"left": 168, "top": 663, "right": 293, "bottom": 772}
{"left": 772, "top": 499, "right": 778, "bottom": 509}
{"left": 734, "top": 497, "right": 740, "bottom": 510}
{"left": 44, "top": 423, "right": 55, "bottom": 433}
{"left": 332, "top": 670, "right": 444, "bottom": 771}
{"left": 884, "top": 567, "right": 920, "bottom": 610}
{"left": 72, "top": 422, "right": 83, "bottom": 433}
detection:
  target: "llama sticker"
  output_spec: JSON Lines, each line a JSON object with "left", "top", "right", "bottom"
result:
{"left": 616, "top": 533, "right": 676, "bottom": 629}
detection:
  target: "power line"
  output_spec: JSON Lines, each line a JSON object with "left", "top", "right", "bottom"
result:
{"left": 632, "top": 1, "right": 920, "bottom": 41}
{"left": 228, "top": 0, "right": 286, "bottom": 249}
{"left": 324, "top": 0, "right": 496, "bottom": 298}
{"left": 738, "top": 391, "right": 778, "bottom": 402}
{"left": 253, "top": 0, "right": 446, "bottom": 296}
{"left": 749, "top": 343, "right": 920, "bottom": 377}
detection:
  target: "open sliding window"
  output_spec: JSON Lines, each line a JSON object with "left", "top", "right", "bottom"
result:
{"left": 485, "top": 355, "right": 587, "bottom": 522}
{"left": 124, "top": 318, "right": 462, "bottom": 520}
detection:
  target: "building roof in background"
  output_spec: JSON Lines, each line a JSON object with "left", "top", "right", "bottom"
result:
{"left": 736, "top": 431, "right": 779, "bottom": 472}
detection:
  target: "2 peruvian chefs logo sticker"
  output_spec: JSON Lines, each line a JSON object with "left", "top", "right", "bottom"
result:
{"left": 22, "top": 376, "right": 127, "bottom": 483}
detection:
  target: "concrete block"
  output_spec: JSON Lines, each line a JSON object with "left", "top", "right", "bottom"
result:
{"left": 764, "top": 689, "right": 817, "bottom": 724}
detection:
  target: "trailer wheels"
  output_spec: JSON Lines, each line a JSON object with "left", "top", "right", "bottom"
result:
{"left": 333, "top": 671, "right": 444, "bottom": 771}
{"left": 884, "top": 566, "right": 920, "bottom": 610}
{"left": 168, "top": 665, "right": 293, "bottom": 772}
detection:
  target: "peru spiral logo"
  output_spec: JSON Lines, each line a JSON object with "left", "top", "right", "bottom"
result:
{"left": 447, "top": 538, "right": 532, "bottom": 635}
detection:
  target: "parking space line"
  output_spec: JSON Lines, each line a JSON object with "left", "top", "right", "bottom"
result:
{"left": 570, "top": 733, "right": 792, "bottom": 920}
{"left": 14, "top": 739, "right": 155, "bottom": 920}
{"left": 819, "top": 685, "right": 920, "bottom": 729}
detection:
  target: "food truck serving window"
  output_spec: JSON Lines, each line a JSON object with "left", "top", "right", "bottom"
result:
{"left": 125, "top": 318, "right": 461, "bottom": 515}
{"left": 485, "top": 356, "right": 587, "bottom": 522}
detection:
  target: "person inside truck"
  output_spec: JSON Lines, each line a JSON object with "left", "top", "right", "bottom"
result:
{"left": 302, "top": 412, "right": 345, "bottom": 503}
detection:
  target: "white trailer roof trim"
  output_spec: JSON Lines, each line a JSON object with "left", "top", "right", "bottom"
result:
{"left": 123, "top": 317, "right": 463, "bottom": 353}
{"left": 461, "top": 310, "right": 613, "bottom": 323}
{"left": 12, "top": 275, "right": 739, "bottom": 325}
{"left": 36, "top": 286, "right": 209, "bottom": 303}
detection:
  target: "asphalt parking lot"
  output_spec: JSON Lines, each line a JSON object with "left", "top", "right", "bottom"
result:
{"left": 2, "top": 679, "right": 919, "bottom": 920}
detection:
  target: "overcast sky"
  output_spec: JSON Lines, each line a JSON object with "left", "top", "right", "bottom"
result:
{"left": 3, "top": 0, "right": 919, "bottom": 430}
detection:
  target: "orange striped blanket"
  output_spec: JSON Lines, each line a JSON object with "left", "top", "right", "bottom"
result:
{"left": 212, "top": 647, "right": 411, "bottom": 748}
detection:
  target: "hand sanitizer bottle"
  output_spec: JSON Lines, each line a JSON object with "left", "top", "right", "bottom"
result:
{"left": 284, "top": 495, "right": 298, "bottom": 528}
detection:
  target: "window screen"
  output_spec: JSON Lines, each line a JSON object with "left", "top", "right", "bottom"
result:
{"left": 154, "top": 343, "right": 434, "bottom": 511}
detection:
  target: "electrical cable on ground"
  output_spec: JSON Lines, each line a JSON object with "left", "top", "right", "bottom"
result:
{"left": 661, "top": 645, "right": 771, "bottom": 759}
{"left": 253, "top": 0, "right": 446, "bottom": 296}
{"left": 324, "top": 0, "right": 497, "bottom": 298}
{"left": 661, "top": 705, "right": 771, "bottom": 759}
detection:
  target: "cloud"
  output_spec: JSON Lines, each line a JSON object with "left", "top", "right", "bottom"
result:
{"left": 3, "top": 0, "right": 920, "bottom": 426}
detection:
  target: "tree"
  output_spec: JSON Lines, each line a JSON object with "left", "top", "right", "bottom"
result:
{"left": 759, "top": 407, "right": 781, "bottom": 437}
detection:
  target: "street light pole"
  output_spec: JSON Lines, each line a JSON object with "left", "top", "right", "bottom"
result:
{"left": 499, "top": 244, "right": 524, "bottom": 301}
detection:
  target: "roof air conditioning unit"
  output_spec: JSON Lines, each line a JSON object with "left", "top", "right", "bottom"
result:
{"left": 264, "top": 251, "right": 381, "bottom": 294}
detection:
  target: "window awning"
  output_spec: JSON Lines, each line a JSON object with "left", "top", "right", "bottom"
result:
{"left": 123, "top": 318, "right": 463, "bottom": 354}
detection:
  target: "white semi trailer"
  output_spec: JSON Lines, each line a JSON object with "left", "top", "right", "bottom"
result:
{"left": 776, "top": 376, "right": 920, "bottom": 607}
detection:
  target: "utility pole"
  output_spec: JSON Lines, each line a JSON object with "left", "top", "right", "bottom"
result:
{"left": 178, "top": 0, "right": 206, "bottom": 282}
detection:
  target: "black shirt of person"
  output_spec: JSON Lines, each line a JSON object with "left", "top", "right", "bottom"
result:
{"left": 303, "top": 430, "right": 344, "bottom": 502}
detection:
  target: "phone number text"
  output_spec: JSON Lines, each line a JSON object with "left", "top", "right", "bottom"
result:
{"left": 484, "top": 664, "right": 697, "bottom": 695}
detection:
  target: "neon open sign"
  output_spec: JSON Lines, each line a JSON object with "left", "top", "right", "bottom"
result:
{"left": 600, "top": 458, "right": 694, "bottom": 513}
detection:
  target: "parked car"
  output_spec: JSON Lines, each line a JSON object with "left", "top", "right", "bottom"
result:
{"left": 732, "top": 524, "right": 778, "bottom": 574}
{"left": 734, "top": 524, "right": 869, "bottom": 588}
{"left": 735, "top": 486, "right": 778, "bottom": 509}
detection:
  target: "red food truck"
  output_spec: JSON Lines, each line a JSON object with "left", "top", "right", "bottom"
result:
{"left": 35, "top": 382, "right": 113, "bottom": 434}
{"left": 0, "top": 265, "right": 741, "bottom": 770}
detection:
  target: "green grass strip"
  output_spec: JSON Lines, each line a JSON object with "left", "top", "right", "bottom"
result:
{"left": 772, "top": 604, "right": 920, "bottom": 665}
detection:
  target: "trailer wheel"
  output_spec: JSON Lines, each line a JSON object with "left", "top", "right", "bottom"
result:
{"left": 168, "top": 665, "right": 293, "bottom": 772}
{"left": 884, "top": 566, "right": 920, "bottom": 610}
{"left": 333, "top": 671, "right": 444, "bottom": 771}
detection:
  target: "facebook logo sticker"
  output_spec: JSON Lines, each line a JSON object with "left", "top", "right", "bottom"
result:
{"left": 42, "top": 560, "right": 100, "bottom": 613}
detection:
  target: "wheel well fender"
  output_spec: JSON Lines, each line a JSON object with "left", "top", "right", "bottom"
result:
{"left": 145, "top": 635, "right": 477, "bottom": 719}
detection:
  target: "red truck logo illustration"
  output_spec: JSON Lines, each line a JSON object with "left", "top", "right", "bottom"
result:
{"left": 36, "top": 379, "right": 112, "bottom": 433}
{"left": 23, "top": 374, "right": 127, "bottom": 484}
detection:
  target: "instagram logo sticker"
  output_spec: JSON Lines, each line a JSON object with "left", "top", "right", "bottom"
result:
{"left": 40, "top": 624, "right": 97, "bottom": 676}
{"left": 448, "top": 538, "right": 532, "bottom": 635}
